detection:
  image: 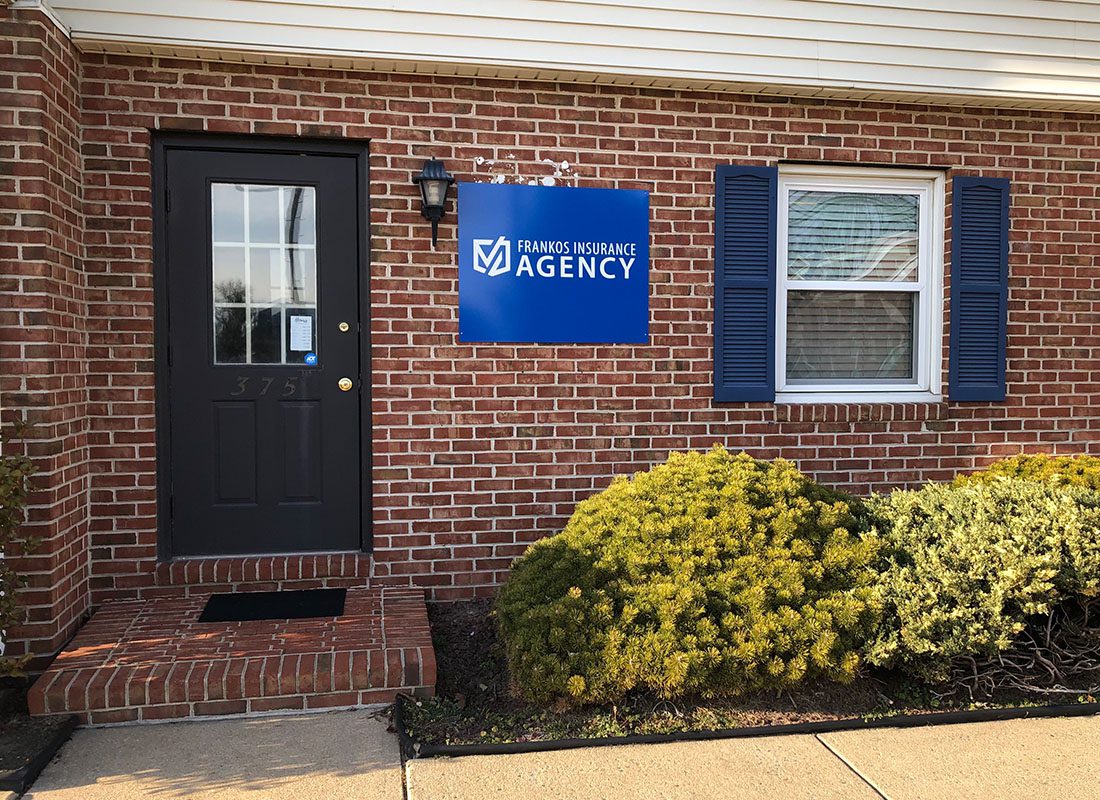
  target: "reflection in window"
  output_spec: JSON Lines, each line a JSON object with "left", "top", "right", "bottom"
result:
{"left": 787, "top": 192, "right": 918, "bottom": 282}
{"left": 214, "top": 307, "right": 245, "bottom": 364}
{"left": 210, "top": 184, "right": 318, "bottom": 364}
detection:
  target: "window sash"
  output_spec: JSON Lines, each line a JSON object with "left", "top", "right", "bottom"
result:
{"left": 775, "top": 169, "right": 943, "bottom": 397}
{"left": 785, "top": 289, "right": 918, "bottom": 385}
{"left": 786, "top": 189, "right": 919, "bottom": 283}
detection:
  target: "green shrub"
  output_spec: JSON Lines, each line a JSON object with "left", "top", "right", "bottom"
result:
{"left": 0, "top": 429, "right": 36, "bottom": 675}
{"left": 496, "top": 448, "right": 882, "bottom": 704}
{"left": 956, "top": 453, "right": 1100, "bottom": 492}
{"left": 865, "top": 478, "right": 1100, "bottom": 683}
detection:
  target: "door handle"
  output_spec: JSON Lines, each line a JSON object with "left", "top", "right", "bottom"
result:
{"left": 338, "top": 377, "right": 354, "bottom": 391}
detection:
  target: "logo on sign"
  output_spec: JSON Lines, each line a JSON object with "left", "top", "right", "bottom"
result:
{"left": 471, "top": 237, "right": 638, "bottom": 281}
{"left": 472, "top": 235, "right": 512, "bottom": 277}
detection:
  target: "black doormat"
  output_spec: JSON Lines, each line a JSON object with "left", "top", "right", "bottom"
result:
{"left": 198, "top": 588, "right": 347, "bottom": 623}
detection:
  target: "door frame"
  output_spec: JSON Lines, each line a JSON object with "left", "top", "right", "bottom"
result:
{"left": 151, "top": 132, "right": 372, "bottom": 560}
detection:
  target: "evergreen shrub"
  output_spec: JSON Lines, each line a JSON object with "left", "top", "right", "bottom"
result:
{"left": 496, "top": 448, "right": 882, "bottom": 704}
{"left": 0, "top": 429, "right": 36, "bottom": 675}
{"left": 955, "top": 453, "right": 1100, "bottom": 492}
{"left": 865, "top": 478, "right": 1100, "bottom": 683}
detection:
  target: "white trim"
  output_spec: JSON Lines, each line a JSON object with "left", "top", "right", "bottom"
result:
{"left": 9, "top": 0, "right": 71, "bottom": 38}
{"left": 775, "top": 390, "right": 944, "bottom": 405}
{"left": 775, "top": 166, "right": 945, "bottom": 404}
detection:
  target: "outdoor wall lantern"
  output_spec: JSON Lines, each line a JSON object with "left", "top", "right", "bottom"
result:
{"left": 413, "top": 158, "right": 455, "bottom": 248}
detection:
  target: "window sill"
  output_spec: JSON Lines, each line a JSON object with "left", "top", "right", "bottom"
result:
{"left": 772, "top": 394, "right": 950, "bottom": 424}
{"left": 775, "top": 391, "right": 943, "bottom": 405}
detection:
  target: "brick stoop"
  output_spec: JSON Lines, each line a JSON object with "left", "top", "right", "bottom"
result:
{"left": 28, "top": 587, "right": 435, "bottom": 724}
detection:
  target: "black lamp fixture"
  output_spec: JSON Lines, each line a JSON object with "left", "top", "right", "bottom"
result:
{"left": 413, "top": 157, "right": 455, "bottom": 248}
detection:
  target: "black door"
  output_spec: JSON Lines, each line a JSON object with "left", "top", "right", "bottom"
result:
{"left": 159, "top": 142, "right": 366, "bottom": 556}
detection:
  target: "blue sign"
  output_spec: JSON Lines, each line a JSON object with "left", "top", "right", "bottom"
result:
{"left": 304, "top": 352, "right": 317, "bottom": 366}
{"left": 458, "top": 183, "right": 649, "bottom": 343}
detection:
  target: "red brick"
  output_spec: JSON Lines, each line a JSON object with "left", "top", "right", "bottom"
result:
{"left": 7, "top": 2, "right": 1100, "bottom": 680}
{"left": 26, "top": 588, "right": 432, "bottom": 719}
{"left": 249, "top": 696, "right": 304, "bottom": 713}
{"left": 140, "top": 703, "right": 191, "bottom": 721}
{"left": 194, "top": 699, "right": 248, "bottom": 716}
{"left": 305, "top": 692, "right": 360, "bottom": 709}
{"left": 88, "top": 707, "right": 140, "bottom": 725}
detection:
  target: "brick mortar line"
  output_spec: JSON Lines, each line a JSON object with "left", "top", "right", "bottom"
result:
{"left": 11, "top": 11, "right": 1100, "bottom": 637}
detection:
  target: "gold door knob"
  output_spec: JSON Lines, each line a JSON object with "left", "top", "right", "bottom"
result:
{"left": 338, "top": 322, "right": 350, "bottom": 332}
{"left": 338, "top": 377, "right": 353, "bottom": 391}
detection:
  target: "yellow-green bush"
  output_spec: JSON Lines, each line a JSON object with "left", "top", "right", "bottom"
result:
{"left": 865, "top": 479, "right": 1100, "bottom": 683}
{"left": 496, "top": 448, "right": 882, "bottom": 704}
{"left": 0, "top": 428, "right": 36, "bottom": 676}
{"left": 956, "top": 454, "right": 1100, "bottom": 492}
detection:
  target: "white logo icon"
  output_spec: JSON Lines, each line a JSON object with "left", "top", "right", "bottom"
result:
{"left": 472, "top": 236, "right": 511, "bottom": 277}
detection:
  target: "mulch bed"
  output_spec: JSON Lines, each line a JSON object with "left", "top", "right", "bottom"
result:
{"left": 0, "top": 678, "right": 76, "bottom": 791}
{"left": 402, "top": 600, "right": 1097, "bottom": 748}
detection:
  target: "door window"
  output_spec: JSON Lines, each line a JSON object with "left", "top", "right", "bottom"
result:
{"left": 211, "top": 183, "right": 318, "bottom": 364}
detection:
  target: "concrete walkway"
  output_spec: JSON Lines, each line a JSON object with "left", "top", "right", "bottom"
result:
{"left": 21, "top": 710, "right": 1100, "bottom": 799}
{"left": 24, "top": 709, "right": 401, "bottom": 799}
{"left": 406, "top": 715, "right": 1100, "bottom": 800}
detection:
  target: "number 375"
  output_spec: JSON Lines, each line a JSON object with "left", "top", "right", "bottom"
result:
{"left": 230, "top": 376, "right": 298, "bottom": 397}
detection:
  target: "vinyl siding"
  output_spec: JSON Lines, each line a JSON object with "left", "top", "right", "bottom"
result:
{"left": 40, "top": 0, "right": 1100, "bottom": 109}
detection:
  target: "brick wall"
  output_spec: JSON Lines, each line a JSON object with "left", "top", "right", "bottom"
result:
{"left": 4, "top": 37, "right": 1099, "bottom": 642}
{"left": 0, "top": 7, "right": 90, "bottom": 662}
{"left": 74, "top": 52, "right": 1100, "bottom": 605}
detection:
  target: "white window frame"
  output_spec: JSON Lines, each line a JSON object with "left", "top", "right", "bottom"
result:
{"left": 775, "top": 165, "right": 945, "bottom": 404}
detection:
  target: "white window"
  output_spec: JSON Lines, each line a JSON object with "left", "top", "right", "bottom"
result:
{"left": 776, "top": 165, "right": 945, "bottom": 403}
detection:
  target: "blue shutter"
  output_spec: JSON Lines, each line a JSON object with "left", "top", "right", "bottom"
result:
{"left": 949, "top": 176, "right": 1010, "bottom": 402}
{"left": 714, "top": 165, "right": 777, "bottom": 402}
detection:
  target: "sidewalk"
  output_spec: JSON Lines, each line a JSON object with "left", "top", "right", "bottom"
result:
{"left": 406, "top": 715, "right": 1100, "bottom": 800}
{"left": 23, "top": 710, "right": 401, "bottom": 799}
{"left": 20, "top": 709, "right": 1100, "bottom": 799}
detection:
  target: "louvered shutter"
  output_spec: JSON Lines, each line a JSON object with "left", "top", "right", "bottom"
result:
{"left": 714, "top": 165, "right": 777, "bottom": 402}
{"left": 949, "top": 176, "right": 1010, "bottom": 402}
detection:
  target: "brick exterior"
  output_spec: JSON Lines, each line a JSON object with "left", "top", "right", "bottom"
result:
{"left": 4, "top": 8, "right": 1100, "bottom": 661}
{"left": 28, "top": 587, "right": 434, "bottom": 724}
{"left": 0, "top": 8, "right": 91, "bottom": 663}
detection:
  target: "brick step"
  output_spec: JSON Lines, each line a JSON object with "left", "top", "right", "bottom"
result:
{"left": 29, "top": 587, "right": 435, "bottom": 725}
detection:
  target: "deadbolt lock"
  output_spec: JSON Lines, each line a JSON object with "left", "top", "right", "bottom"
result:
{"left": 338, "top": 377, "right": 354, "bottom": 392}
{"left": 338, "top": 322, "right": 350, "bottom": 332}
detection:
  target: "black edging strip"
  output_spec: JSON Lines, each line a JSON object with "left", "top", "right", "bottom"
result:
{"left": 395, "top": 694, "right": 1100, "bottom": 760}
{"left": 0, "top": 714, "right": 79, "bottom": 793}
{"left": 392, "top": 703, "right": 412, "bottom": 800}
{"left": 394, "top": 693, "right": 418, "bottom": 762}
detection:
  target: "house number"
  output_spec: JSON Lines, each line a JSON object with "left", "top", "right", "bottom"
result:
{"left": 230, "top": 376, "right": 299, "bottom": 396}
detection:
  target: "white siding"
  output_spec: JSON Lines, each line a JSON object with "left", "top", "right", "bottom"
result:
{"left": 42, "top": 0, "right": 1100, "bottom": 109}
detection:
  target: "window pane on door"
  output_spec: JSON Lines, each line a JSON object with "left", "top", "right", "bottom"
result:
{"left": 249, "top": 247, "right": 283, "bottom": 304}
{"left": 787, "top": 191, "right": 918, "bottom": 282}
{"left": 211, "top": 184, "right": 245, "bottom": 242}
{"left": 213, "top": 247, "right": 246, "bottom": 303}
{"left": 786, "top": 291, "right": 915, "bottom": 381}
{"left": 214, "top": 307, "right": 246, "bottom": 363}
{"left": 285, "top": 307, "right": 316, "bottom": 355}
{"left": 285, "top": 249, "right": 316, "bottom": 304}
{"left": 210, "top": 183, "right": 318, "bottom": 365}
{"left": 251, "top": 307, "right": 282, "bottom": 363}
{"left": 284, "top": 186, "right": 316, "bottom": 246}
{"left": 247, "top": 186, "right": 281, "bottom": 244}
